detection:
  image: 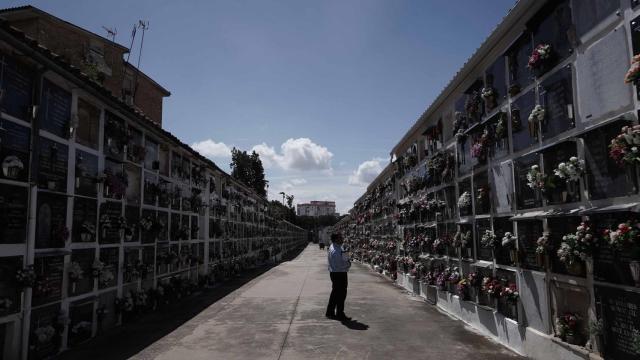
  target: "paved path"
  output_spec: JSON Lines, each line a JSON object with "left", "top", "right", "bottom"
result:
{"left": 133, "top": 244, "right": 524, "bottom": 360}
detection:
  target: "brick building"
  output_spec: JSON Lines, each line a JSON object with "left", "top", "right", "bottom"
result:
{"left": 0, "top": 6, "right": 170, "bottom": 125}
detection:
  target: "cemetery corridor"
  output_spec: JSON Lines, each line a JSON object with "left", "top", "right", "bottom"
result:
{"left": 130, "top": 244, "right": 523, "bottom": 360}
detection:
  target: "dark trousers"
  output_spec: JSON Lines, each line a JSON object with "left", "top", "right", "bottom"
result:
{"left": 326, "top": 272, "right": 348, "bottom": 316}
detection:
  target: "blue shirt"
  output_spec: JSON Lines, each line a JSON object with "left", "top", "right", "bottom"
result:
{"left": 328, "top": 243, "right": 351, "bottom": 272}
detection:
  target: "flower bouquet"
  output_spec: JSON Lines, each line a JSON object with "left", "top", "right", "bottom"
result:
{"left": 556, "top": 312, "right": 582, "bottom": 345}
{"left": 557, "top": 222, "right": 597, "bottom": 274}
{"left": 553, "top": 157, "right": 585, "bottom": 183}
{"left": 435, "top": 271, "right": 448, "bottom": 290}
{"left": 528, "top": 105, "right": 545, "bottom": 138}
{"left": 91, "top": 259, "right": 104, "bottom": 278}
{"left": 624, "top": 54, "right": 640, "bottom": 84}
{"left": 481, "top": 87, "right": 496, "bottom": 110}
{"left": 609, "top": 125, "right": 640, "bottom": 168}
{"left": 0, "top": 297, "right": 13, "bottom": 311}
{"left": 458, "top": 191, "right": 472, "bottom": 211}
{"left": 34, "top": 325, "right": 56, "bottom": 344}
{"left": 603, "top": 221, "right": 640, "bottom": 287}
{"left": 528, "top": 44, "right": 552, "bottom": 70}
{"left": 99, "top": 269, "right": 115, "bottom": 287}
{"left": 16, "top": 265, "right": 36, "bottom": 288}
{"left": 71, "top": 321, "right": 92, "bottom": 336}
{"left": 481, "top": 230, "right": 498, "bottom": 249}
{"left": 68, "top": 261, "right": 83, "bottom": 283}
{"left": 526, "top": 165, "right": 551, "bottom": 194}
{"left": 457, "top": 278, "right": 470, "bottom": 300}
{"left": 535, "top": 232, "right": 550, "bottom": 266}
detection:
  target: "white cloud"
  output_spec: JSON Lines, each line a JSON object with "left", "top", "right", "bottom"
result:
{"left": 348, "top": 158, "right": 384, "bottom": 186}
{"left": 290, "top": 178, "right": 307, "bottom": 186}
{"left": 191, "top": 139, "right": 232, "bottom": 159}
{"left": 252, "top": 138, "right": 333, "bottom": 171}
{"left": 281, "top": 178, "right": 308, "bottom": 192}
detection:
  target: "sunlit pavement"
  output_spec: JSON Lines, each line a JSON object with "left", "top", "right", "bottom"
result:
{"left": 132, "top": 244, "right": 524, "bottom": 360}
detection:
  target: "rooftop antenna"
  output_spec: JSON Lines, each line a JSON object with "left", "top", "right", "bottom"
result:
{"left": 102, "top": 26, "right": 117, "bottom": 42}
{"left": 132, "top": 20, "right": 149, "bottom": 101}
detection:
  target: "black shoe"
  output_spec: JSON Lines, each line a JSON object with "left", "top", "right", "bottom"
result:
{"left": 335, "top": 314, "right": 352, "bottom": 321}
{"left": 325, "top": 313, "right": 337, "bottom": 319}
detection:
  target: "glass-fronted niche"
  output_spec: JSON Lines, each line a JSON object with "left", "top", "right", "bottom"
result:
{"left": 0, "top": 51, "right": 35, "bottom": 121}
{"left": 582, "top": 120, "right": 637, "bottom": 200}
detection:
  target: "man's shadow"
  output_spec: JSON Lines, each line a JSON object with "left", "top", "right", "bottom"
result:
{"left": 340, "top": 318, "right": 369, "bottom": 331}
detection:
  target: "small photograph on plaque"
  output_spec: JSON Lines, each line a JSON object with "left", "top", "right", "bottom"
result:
{"left": 35, "top": 192, "right": 68, "bottom": 249}
{"left": 0, "top": 120, "right": 30, "bottom": 182}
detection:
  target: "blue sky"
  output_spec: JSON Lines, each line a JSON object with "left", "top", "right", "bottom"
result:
{"left": 7, "top": 0, "right": 516, "bottom": 213}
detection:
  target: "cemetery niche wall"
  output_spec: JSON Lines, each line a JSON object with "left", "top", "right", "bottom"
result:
{"left": 0, "top": 24, "right": 306, "bottom": 360}
{"left": 339, "top": 1, "right": 640, "bottom": 359}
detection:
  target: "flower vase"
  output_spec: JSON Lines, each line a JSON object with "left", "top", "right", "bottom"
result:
{"left": 626, "top": 165, "right": 637, "bottom": 193}
{"left": 508, "top": 301, "right": 518, "bottom": 319}
{"left": 125, "top": 234, "right": 133, "bottom": 242}
{"left": 629, "top": 261, "right": 640, "bottom": 287}
{"left": 567, "top": 261, "right": 583, "bottom": 276}
{"left": 81, "top": 232, "right": 92, "bottom": 242}
{"left": 75, "top": 177, "right": 80, "bottom": 189}
{"left": 71, "top": 281, "right": 76, "bottom": 294}
{"left": 585, "top": 258, "right": 593, "bottom": 275}
{"left": 565, "top": 333, "right": 581, "bottom": 346}
{"left": 509, "top": 249, "right": 517, "bottom": 265}
{"left": 536, "top": 253, "right": 545, "bottom": 268}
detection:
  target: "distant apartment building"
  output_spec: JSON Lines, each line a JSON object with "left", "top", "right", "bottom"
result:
{"left": 0, "top": 5, "right": 170, "bottom": 125}
{"left": 297, "top": 201, "right": 337, "bottom": 217}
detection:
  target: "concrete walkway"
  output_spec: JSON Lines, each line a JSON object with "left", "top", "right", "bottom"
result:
{"left": 133, "top": 244, "right": 524, "bottom": 360}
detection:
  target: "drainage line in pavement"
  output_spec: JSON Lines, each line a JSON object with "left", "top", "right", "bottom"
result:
{"left": 276, "top": 263, "right": 310, "bottom": 360}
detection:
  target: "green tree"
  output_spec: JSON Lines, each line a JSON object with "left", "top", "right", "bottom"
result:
{"left": 230, "top": 148, "right": 267, "bottom": 197}
{"left": 286, "top": 194, "right": 294, "bottom": 209}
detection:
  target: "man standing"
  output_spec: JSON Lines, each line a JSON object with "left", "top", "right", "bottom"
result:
{"left": 326, "top": 233, "right": 351, "bottom": 321}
